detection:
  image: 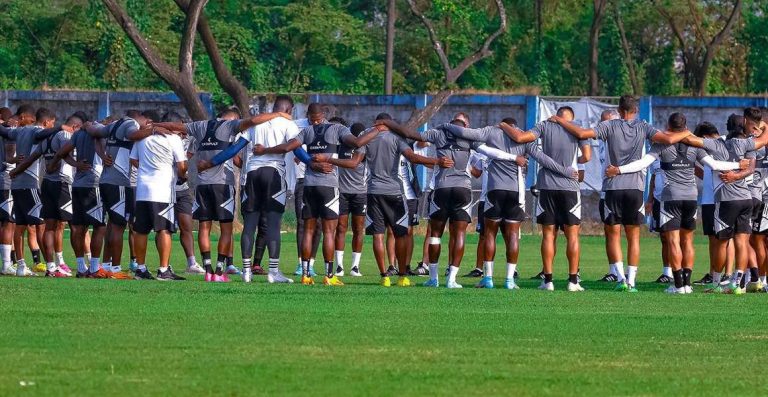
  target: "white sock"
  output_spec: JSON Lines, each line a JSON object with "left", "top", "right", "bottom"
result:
{"left": 17, "top": 259, "right": 26, "bottom": 269}
{"left": 448, "top": 265, "right": 459, "bottom": 283}
{"left": 47, "top": 261, "right": 56, "bottom": 272}
{"left": 711, "top": 271, "right": 722, "bottom": 285}
{"left": 187, "top": 256, "right": 196, "bottom": 267}
{"left": 158, "top": 266, "right": 168, "bottom": 273}
{"left": 663, "top": 266, "right": 672, "bottom": 277}
{"left": 609, "top": 263, "right": 617, "bottom": 276}
{"left": 761, "top": 276, "right": 767, "bottom": 284}
{"left": 335, "top": 250, "right": 344, "bottom": 269}
{"left": 138, "top": 264, "right": 147, "bottom": 272}
{"left": 483, "top": 261, "right": 493, "bottom": 277}
{"left": 76, "top": 257, "right": 86, "bottom": 273}
{"left": 0, "top": 244, "right": 10, "bottom": 270}
{"left": 613, "top": 262, "right": 626, "bottom": 283}
{"left": 89, "top": 257, "right": 100, "bottom": 273}
{"left": 56, "top": 252, "right": 65, "bottom": 265}
{"left": 506, "top": 263, "right": 517, "bottom": 280}
{"left": 309, "top": 258, "right": 315, "bottom": 270}
{"left": 429, "top": 263, "right": 438, "bottom": 282}
{"left": 627, "top": 265, "right": 638, "bottom": 287}
{"left": 351, "top": 252, "right": 362, "bottom": 269}
{"left": 268, "top": 259, "right": 279, "bottom": 274}
{"left": 112, "top": 265, "right": 122, "bottom": 272}
{"left": 84, "top": 253, "right": 92, "bottom": 263}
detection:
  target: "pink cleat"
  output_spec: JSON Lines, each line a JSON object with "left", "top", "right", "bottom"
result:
{"left": 213, "top": 273, "right": 230, "bottom": 283}
{"left": 58, "top": 264, "right": 73, "bottom": 275}
{"left": 205, "top": 272, "right": 214, "bottom": 282}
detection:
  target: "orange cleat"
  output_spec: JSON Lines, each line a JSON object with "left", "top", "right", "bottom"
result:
{"left": 87, "top": 268, "right": 111, "bottom": 279}
{"left": 110, "top": 271, "right": 133, "bottom": 280}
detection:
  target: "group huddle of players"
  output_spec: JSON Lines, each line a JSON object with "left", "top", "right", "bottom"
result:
{"left": 0, "top": 94, "right": 764, "bottom": 294}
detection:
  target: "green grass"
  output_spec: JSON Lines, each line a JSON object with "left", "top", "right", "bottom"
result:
{"left": 1, "top": 233, "right": 767, "bottom": 396}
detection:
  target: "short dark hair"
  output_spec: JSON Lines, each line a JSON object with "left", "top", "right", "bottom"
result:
{"left": 328, "top": 116, "right": 348, "bottom": 127}
{"left": 667, "top": 112, "right": 687, "bottom": 132}
{"left": 556, "top": 106, "right": 574, "bottom": 118}
{"left": 273, "top": 95, "right": 294, "bottom": 113}
{"left": 694, "top": 122, "right": 719, "bottom": 138}
{"left": 450, "top": 119, "right": 466, "bottom": 127}
{"left": 141, "top": 110, "right": 161, "bottom": 123}
{"left": 501, "top": 117, "right": 517, "bottom": 126}
{"left": 35, "top": 107, "right": 55, "bottom": 122}
{"left": 15, "top": 104, "right": 35, "bottom": 117}
{"left": 307, "top": 103, "right": 324, "bottom": 116}
{"left": 73, "top": 111, "right": 89, "bottom": 123}
{"left": 618, "top": 95, "right": 639, "bottom": 113}
{"left": 744, "top": 107, "right": 763, "bottom": 123}
{"left": 217, "top": 107, "right": 241, "bottom": 119}
{"left": 453, "top": 111, "right": 470, "bottom": 125}
{"left": 350, "top": 122, "right": 366, "bottom": 137}
{"left": 126, "top": 109, "right": 142, "bottom": 119}
{"left": 66, "top": 115, "right": 84, "bottom": 126}
{"left": 162, "top": 111, "right": 184, "bottom": 123}
{"left": 727, "top": 113, "right": 744, "bottom": 134}
{"left": 375, "top": 112, "right": 392, "bottom": 121}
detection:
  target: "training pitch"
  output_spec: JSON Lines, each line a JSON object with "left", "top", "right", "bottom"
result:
{"left": 0, "top": 234, "right": 765, "bottom": 396}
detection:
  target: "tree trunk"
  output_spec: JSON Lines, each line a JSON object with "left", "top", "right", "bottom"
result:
{"left": 404, "top": 89, "right": 453, "bottom": 130}
{"left": 174, "top": 83, "right": 210, "bottom": 120}
{"left": 588, "top": 0, "right": 607, "bottom": 96}
{"left": 384, "top": 0, "right": 396, "bottom": 95}
{"left": 615, "top": 7, "right": 640, "bottom": 95}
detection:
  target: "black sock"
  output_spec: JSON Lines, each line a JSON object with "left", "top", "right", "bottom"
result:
{"left": 10, "top": 251, "right": 16, "bottom": 263}
{"left": 682, "top": 268, "right": 692, "bottom": 287}
{"left": 202, "top": 251, "right": 212, "bottom": 273}
{"left": 380, "top": 272, "right": 388, "bottom": 277}
{"left": 326, "top": 261, "right": 334, "bottom": 277}
{"left": 750, "top": 267, "right": 759, "bottom": 281}
{"left": 672, "top": 270, "right": 684, "bottom": 289}
{"left": 226, "top": 256, "right": 234, "bottom": 267}
{"left": 739, "top": 272, "right": 748, "bottom": 288}
{"left": 544, "top": 273, "right": 553, "bottom": 283}
{"left": 568, "top": 273, "right": 579, "bottom": 284}
{"left": 31, "top": 249, "right": 41, "bottom": 263}
{"left": 131, "top": 256, "right": 137, "bottom": 263}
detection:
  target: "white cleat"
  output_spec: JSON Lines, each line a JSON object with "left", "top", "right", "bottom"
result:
{"left": 445, "top": 280, "right": 463, "bottom": 289}
{"left": 683, "top": 286, "right": 693, "bottom": 294}
{"left": 539, "top": 281, "right": 555, "bottom": 291}
{"left": 16, "top": 265, "right": 35, "bottom": 277}
{"left": 267, "top": 271, "right": 294, "bottom": 284}
{"left": 665, "top": 286, "right": 685, "bottom": 294}
{"left": 335, "top": 269, "right": 344, "bottom": 277}
{"left": 1, "top": 266, "right": 16, "bottom": 276}
{"left": 349, "top": 266, "right": 362, "bottom": 277}
{"left": 242, "top": 269, "right": 253, "bottom": 283}
{"left": 567, "top": 282, "right": 585, "bottom": 292}
{"left": 186, "top": 263, "right": 206, "bottom": 274}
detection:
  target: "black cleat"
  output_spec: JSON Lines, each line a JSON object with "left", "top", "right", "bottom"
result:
{"left": 385, "top": 265, "right": 398, "bottom": 277}
{"left": 693, "top": 273, "right": 712, "bottom": 286}
{"left": 464, "top": 268, "right": 484, "bottom": 278}
{"left": 530, "top": 271, "right": 545, "bottom": 280}
{"left": 134, "top": 269, "right": 155, "bottom": 280}
{"left": 412, "top": 263, "right": 429, "bottom": 276}
{"left": 720, "top": 274, "right": 731, "bottom": 285}
{"left": 599, "top": 273, "right": 618, "bottom": 282}
{"left": 157, "top": 267, "right": 185, "bottom": 281}
{"left": 655, "top": 274, "right": 673, "bottom": 284}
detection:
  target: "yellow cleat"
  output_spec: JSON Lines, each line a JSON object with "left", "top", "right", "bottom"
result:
{"left": 32, "top": 263, "right": 47, "bottom": 273}
{"left": 397, "top": 276, "right": 412, "bottom": 287}
{"left": 323, "top": 275, "right": 344, "bottom": 286}
{"left": 301, "top": 276, "right": 314, "bottom": 285}
{"left": 747, "top": 280, "right": 764, "bottom": 293}
{"left": 380, "top": 276, "right": 391, "bottom": 287}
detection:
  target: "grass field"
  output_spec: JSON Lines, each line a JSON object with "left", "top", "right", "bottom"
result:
{"left": 1, "top": 232, "right": 767, "bottom": 396}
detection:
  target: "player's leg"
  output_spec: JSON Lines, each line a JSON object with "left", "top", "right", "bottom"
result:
{"left": 88, "top": 223, "right": 107, "bottom": 278}
{"left": 664, "top": 230, "right": 684, "bottom": 293}
{"left": 623, "top": 224, "right": 641, "bottom": 289}
{"left": 563, "top": 224, "right": 583, "bottom": 291}
{"left": 28, "top": 225, "right": 43, "bottom": 271}
{"left": 445, "top": 219, "right": 468, "bottom": 288}
{"left": 349, "top": 214, "right": 365, "bottom": 276}
{"left": 602, "top": 191, "right": 626, "bottom": 284}
{"left": 300, "top": 217, "right": 318, "bottom": 284}
{"left": 42, "top": 218, "right": 61, "bottom": 276}
{"left": 177, "top": 211, "right": 200, "bottom": 274}
{"left": 198, "top": 220, "right": 214, "bottom": 278}
{"left": 215, "top": 221, "right": 234, "bottom": 278}
{"left": 263, "top": 210, "right": 290, "bottom": 283}
{"left": 426, "top": 218, "right": 447, "bottom": 286}
{"left": 334, "top": 213, "right": 349, "bottom": 276}
{"left": 251, "top": 218, "right": 268, "bottom": 275}
{"left": 749, "top": 234, "right": 765, "bottom": 292}
{"left": 468, "top": 200, "right": 485, "bottom": 278}
{"left": 372, "top": 233, "right": 388, "bottom": 282}
{"left": 501, "top": 221, "right": 521, "bottom": 289}
{"left": 293, "top": 179, "right": 306, "bottom": 275}
{"left": 320, "top": 217, "right": 341, "bottom": 285}
{"left": 477, "top": 218, "right": 499, "bottom": 289}
{"left": 540, "top": 224, "right": 557, "bottom": 290}
{"left": 131, "top": 229, "right": 150, "bottom": 280}
{"left": 385, "top": 227, "right": 397, "bottom": 275}
{"left": 240, "top": 210, "right": 261, "bottom": 282}
{"left": 680, "top": 228, "right": 695, "bottom": 293}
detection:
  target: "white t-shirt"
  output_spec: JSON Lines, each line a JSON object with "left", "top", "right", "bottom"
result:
{"left": 469, "top": 152, "right": 489, "bottom": 202}
{"left": 130, "top": 134, "right": 186, "bottom": 203}
{"left": 238, "top": 117, "right": 300, "bottom": 177}
{"left": 399, "top": 155, "right": 417, "bottom": 200}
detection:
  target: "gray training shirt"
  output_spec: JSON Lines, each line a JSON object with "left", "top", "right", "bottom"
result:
{"left": 337, "top": 142, "right": 367, "bottom": 195}
{"left": 39, "top": 129, "right": 73, "bottom": 184}
{"left": 751, "top": 146, "right": 767, "bottom": 200}
{"left": 530, "top": 121, "right": 588, "bottom": 192}
{"left": 364, "top": 130, "right": 412, "bottom": 195}
{"left": 594, "top": 118, "right": 659, "bottom": 191}
{"left": 186, "top": 119, "right": 241, "bottom": 186}
{"left": 646, "top": 143, "right": 709, "bottom": 201}
{"left": 70, "top": 130, "right": 103, "bottom": 188}
{"left": 421, "top": 126, "right": 473, "bottom": 190}
{"left": 7, "top": 126, "right": 43, "bottom": 190}
{"left": 89, "top": 118, "right": 139, "bottom": 186}
{"left": 296, "top": 122, "right": 352, "bottom": 188}
{"left": 702, "top": 137, "right": 756, "bottom": 202}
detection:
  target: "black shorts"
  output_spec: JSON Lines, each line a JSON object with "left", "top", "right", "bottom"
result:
{"left": 366, "top": 194, "right": 409, "bottom": 237}
{"left": 41, "top": 180, "right": 72, "bottom": 221}
{"left": 476, "top": 201, "right": 485, "bottom": 233}
{"left": 714, "top": 199, "right": 753, "bottom": 240}
{"left": 174, "top": 188, "right": 194, "bottom": 216}
{"left": 702, "top": 204, "right": 715, "bottom": 236}
{"left": 71, "top": 187, "right": 105, "bottom": 227}
{"left": 99, "top": 184, "right": 134, "bottom": 227}
{"left": 407, "top": 199, "right": 419, "bottom": 226}
{"left": 11, "top": 189, "right": 42, "bottom": 226}
{"left": 657, "top": 200, "right": 698, "bottom": 232}
{"left": 194, "top": 184, "right": 235, "bottom": 223}
{"left": 485, "top": 190, "right": 525, "bottom": 223}
{"left": 302, "top": 186, "right": 339, "bottom": 220}
{"left": 340, "top": 192, "right": 367, "bottom": 217}
{"left": 133, "top": 201, "right": 176, "bottom": 234}
{"left": 242, "top": 168, "right": 287, "bottom": 214}
{"left": 0, "top": 189, "right": 14, "bottom": 223}
{"left": 429, "top": 187, "right": 472, "bottom": 222}
{"left": 536, "top": 189, "right": 581, "bottom": 226}
{"left": 600, "top": 189, "right": 645, "bottom": 226}
{"left": 753, "top": 199, "right": 768, "bottom": 235}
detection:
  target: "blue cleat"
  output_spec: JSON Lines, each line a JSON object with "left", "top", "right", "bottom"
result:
{"left": 423, "top": 279, "right": 439, "bottom": 288}
{"left": 475, "top": 276, "right": 494, "bottom": 289}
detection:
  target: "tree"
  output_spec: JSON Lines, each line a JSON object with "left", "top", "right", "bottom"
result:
{"left": 614, "top": 4, "right": 641, "bottom": 95}
{"left": 403, "top": 0, "right": 507, "bottom": 129}
{"left": 654, "top": 0, "right": 743, "bottom": 96}
{"left": 588, "top": 0, "right": 609, "bottom": 95}
{"left": 101, "top": 0, "right": 210, "bottom": 120}
{"left": 384, "top": 0, "right": 396, "bottom": 95}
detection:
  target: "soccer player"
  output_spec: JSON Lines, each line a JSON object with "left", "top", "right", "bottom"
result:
{"left": 592, "top": 109, "right": 621, "bottom": 282}
{"left": 0, "top": 111, "right": 16, "bottom": 275}
{"left": 499, "top": 108, "right": 591, "bottom": 291}
{"left": 442, "top": 117, "right": 579, "bottom": 290}
{"left": 334, "top": 122, "right": 367, "bottom": 277}
{"left": 382, "top": 148, "right": 422, "bottom": 277}
{"left": 606, "top": 113, "right": 746, "bottom": 293}
{"left": 549, "top": 95, "right": 691, "bottom": 291}
{"left": 646, "top": 159, "right": 672, "bottom": 284}
{"left": 465, "top": 151, "right": 488, "bottom": 278}
{"left": 744, "top": 109, "right": 768, "bottom": 291}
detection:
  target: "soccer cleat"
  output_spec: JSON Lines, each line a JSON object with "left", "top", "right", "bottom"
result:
{"left": 599, "top": 273, "right": 618, "bottom": 282}
{"left": 186, "top": 263, "right": 205, "bottom": 274}
{"left": 252, "top": 265, "right": 267, "bottom": 275}
{"left": 301, "top": 276, "right": 314, "bottom": 285}
{"left": 446, "top": 280, "right": 463, "bottom": 289}
{"left": 335, "top": 265, "right": 344, "bottom": 277}
{"left": 412, "top": 263, "right": 429, "bottom": 276}
{"left": 614, "top": 282, "right": 629, "bottom": 292}
{"left": 538, "top": 281, "right": 554, "bottom": 291}
{"left": 423, "top": 279, "right": 439, "bottom": 288}
{"left": 504, "top": 278, "right": 519, "bottom": 290}
{"left": 627, "top": 285, "right": 638, "bottom": 293}
{"left": 58, "top": 264, "right": 73, "bottom": 274}
{"left": 380, "top": 276, "right": 391, "bottom": 287}
{"left": 464, "top": 268, "right": 484, "bottom": 278}
{"left": 225, "top": 265, "right": 241, "bottom": 275}
{"left": 87, "top": 268, "right": 111, "bottom": 279}
{"left": 213, "top": 274, "right": 230, "bottom": 283}
{"left": 204, "top": 272, "right": 214, "bottom": 282}
{"left": 17, "top": 266, "right": 36, "bottom": 277}
{"left": 531, "top": 271, "right": 545, "bottom": 280}
{"left": 32, "top": 263, "right": 47, "bottom": 273}
{"left": 242, "top": 269, "right": 253, "bottom": 283}
{"left": 655, "top": 274, "right": 673, "bottom": 284}
{"left": 308, "top": 265, "right": 317, "bottom": 277}
{"left": 694, "top": 273, "right": 713, "bottom": 286}
{"left": 475, "top": 276, "right": 494, "bottom": 289}
{"left": 1, "top": 265, "right": 16, "bottom": 276}
{"left": 747, "top": 281, "right": 764, "bottom": 293}
{"left": 386, "top": 265, "right": 398, "bottom": 277}
{"left": 683, "top": 286, "right": 693, "bottom": 294}
{"left": 76, "top": 271, "right": 89, "bottom": 278}
{"left": 110, "top": 271, "right": 133, "bottom": 280}
{"left": 704, "top": 284, "right": 723, "bottom": 294}
{"left": 720, "top": 274, "right": 731, "bottom": 285}
{"left": 293, "top": 263, "right": 302, "bottom": 276}
{"left": 724, "top": 283, "right": 745, "bottom": 295}
{"left": 349, "top": 266, "right": 363, "bottom": 277}
{"left": 444, "top": 266, "right": 450, "bottom": 277}
{"left": 397, "top": 277, "right": 412, "bottom": 287}
{"left": 129, "top": 259, "right": 138, "bottom": 272}
{"left": 157, "top": 268, "right": 186, "bottom": 281}
{"left": 45, "top": 269, "right": 68, "bottom": 278}
{"left": 664, "top": 286, "right": 685, "bottom": 294}
{"left": 134, "top": 270, "right": 155, "bottom": 280}
{"left": 323, "top": 275, "right": 344, "bottom": 286}
{"left": 267, "top": 271, "right": 294, "bottom": 284}
{"left": 567, "top": 282, "right": 585, "bottom": 292}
